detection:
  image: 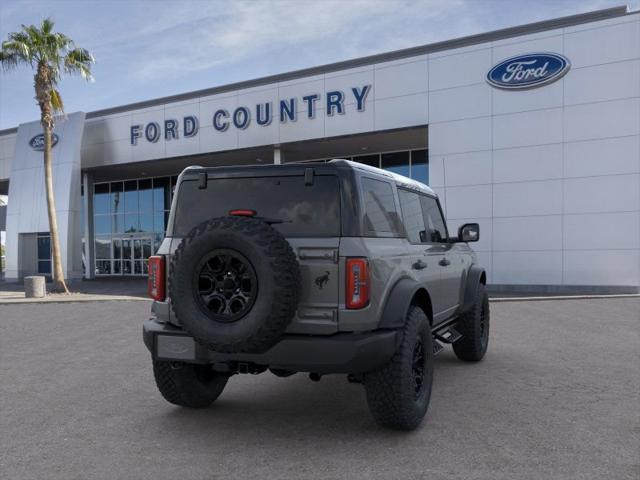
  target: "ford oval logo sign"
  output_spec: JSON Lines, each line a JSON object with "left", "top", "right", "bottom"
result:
{"left": 487, "top": 53, "right": 570, "bottom": 90}
{"left": 29, "top": 133, "right": 59, "bottom": 151}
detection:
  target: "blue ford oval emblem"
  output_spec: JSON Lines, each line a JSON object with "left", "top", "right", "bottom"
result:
{"left": 29, "top": 133, "right": 59, "bottom": 151}
{"left": 487, "top": 53, "right": 570, "bottom": 90}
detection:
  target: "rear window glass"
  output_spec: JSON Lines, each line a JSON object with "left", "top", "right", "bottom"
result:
{"left": 173, "top": 175, "right": 340, "bottom": 237}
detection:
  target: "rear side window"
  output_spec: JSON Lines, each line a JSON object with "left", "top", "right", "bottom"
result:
{"left": 361, "top": 177, "right": 402, "bottom": 236}
{"left": 420, "top": 195, "right": 448, "bottom": 243}
{"left": 398, "top": 189, "right": 426, "bottom": 243}
{"left": 173, "top": 175, "right": 340, "bottom": 237}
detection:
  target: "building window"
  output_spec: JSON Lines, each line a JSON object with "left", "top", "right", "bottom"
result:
{"left": 352, "top": 154, "right": 380, "bottom": 168}
{"left": 351, "top": 149, "right": 429, "bottom": 185}
{"left": 37, "top": 232, "right": 51, "bottom": 275}
{"left": 411, "top": 149, "right": 428, "bottom": 185}
{"left": 382, "top": 151, "right": 410, "bottom": 178}
{"left": 93, "top": 175, "right": 173, "bottom": 276}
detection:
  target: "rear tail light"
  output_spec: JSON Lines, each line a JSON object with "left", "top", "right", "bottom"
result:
{"left": 346, "top": 258, "right": 369, "bottom": 309}
{"left": 148, "top": 255, "right": 166, "bottom": 301}
{"left": 229, "top": 209, "right": 257, "bottom": 217}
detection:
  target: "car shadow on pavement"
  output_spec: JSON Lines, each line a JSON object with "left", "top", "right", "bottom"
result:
{"left": 146, "top": 353, "right": 473, "bottom": 442}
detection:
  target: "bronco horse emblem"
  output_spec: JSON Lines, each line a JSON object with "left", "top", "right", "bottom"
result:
{"left": 315, "top": 271, "right": 330, "bottom": 290}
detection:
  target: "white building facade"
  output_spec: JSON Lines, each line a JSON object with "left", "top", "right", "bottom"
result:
{"left": 0, "top": 6, "right": 638, "bottom": 292}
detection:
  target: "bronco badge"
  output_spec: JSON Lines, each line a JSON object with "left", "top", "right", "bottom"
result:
{"left": 315, "top": 271, "right": 330, "bottom": 290}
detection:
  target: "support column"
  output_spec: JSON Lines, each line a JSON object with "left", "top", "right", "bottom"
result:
{"left": 273, "top": 146, "right": 282, "bottom": 165}
{"left": 83, "top": 171, "right": 95, "bottom": 279}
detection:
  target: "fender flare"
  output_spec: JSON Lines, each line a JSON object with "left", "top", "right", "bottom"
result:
{"left": 460, "top": 265, "right": 486, "bottom": 314}
{"left": 378, "top": 278, "right": 427, "bottom": 329}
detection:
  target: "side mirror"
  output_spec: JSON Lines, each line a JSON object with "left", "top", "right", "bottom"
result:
{"left": 458, "top": 223, "right": 480, "bottom": 242}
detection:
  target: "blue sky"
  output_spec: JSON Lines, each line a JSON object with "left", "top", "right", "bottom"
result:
{"left": 0, "top": 0, "right": 635, "bottom": 130}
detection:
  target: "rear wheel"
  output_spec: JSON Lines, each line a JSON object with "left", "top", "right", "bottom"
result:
{"left": 152, "top": 360, "right": 229, "bottom": 408}
{"left": 453, "top": 283, "right": 489, "bottom": 362}
{"left": 363, "top": 306, "right": 433, "bottom": 430}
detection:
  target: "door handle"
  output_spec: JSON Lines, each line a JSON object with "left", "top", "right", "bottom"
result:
{"left": 412, "top": 260, "right": 427, "bottom": 270}
{"left": 439, "top": 258, "right": 451, "bottom": 267}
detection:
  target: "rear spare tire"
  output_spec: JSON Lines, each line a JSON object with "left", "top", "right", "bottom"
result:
{"left": 169, "top": 216, "right": 300, "bottom": 353}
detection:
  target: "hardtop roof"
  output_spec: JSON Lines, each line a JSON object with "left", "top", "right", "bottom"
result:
{"left": 179, "top": 159, "right": 436, "bottom": 197}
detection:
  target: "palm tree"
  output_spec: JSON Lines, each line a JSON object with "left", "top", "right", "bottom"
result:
{"left": 0, "top": 18, "right": 94, "bottom": 293}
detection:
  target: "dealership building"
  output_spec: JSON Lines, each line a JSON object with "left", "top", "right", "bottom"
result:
{"left": 0, "top": 5, "right": 639, "bottom": 292}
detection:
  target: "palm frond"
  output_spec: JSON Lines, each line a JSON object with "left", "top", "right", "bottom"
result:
{"left": 64, "top": 47, "right": 94, "bottom": 81}
{"left": 0, "top": 51, "right": 20, "bottom": 70}
{"left": 41, "top": 17, "right": 54, "bottom": 35}
{"left": 50, "top": 88, "right": 64, "bottom": 113}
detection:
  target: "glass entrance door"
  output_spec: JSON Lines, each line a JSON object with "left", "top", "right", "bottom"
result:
{"left": 112, "top": 236, "right": 152, "bottom": 276}
{"left": 133, "top": 237, "right": 152, "bottom": 275}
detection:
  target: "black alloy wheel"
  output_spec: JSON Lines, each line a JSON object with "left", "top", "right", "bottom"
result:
{"left": 412, "top": 335, "right": 426, "bottom": 399}
{"left": 194, "top": 249, "right": 257, "bottom": 323}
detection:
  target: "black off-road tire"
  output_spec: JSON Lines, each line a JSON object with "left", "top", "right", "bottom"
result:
{"left": 363, "top": 306, "right": 434, "bottom": 430}
{"left": 153, "top": 360, "right": 229, "bottom": 408}
{"left": 453, "top": 283, "right": 489, "bottom": 362}
{"left": 169, "top": 216, "right": 300, "bottom": 354}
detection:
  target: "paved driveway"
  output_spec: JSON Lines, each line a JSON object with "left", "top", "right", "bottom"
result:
{"left": 1, "top": 298, "right": 638, "bottom": 480}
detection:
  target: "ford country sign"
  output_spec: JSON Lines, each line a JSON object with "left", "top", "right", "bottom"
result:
{"left": 29, "top": 133, "right": 59, "bottom": 151}
{"left": 487, "top": 53, "right": 570, "bottom": 90}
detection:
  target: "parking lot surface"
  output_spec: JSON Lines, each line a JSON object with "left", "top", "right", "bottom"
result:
{"left": 1, "top": 297, "right": 638, "bottom": 480}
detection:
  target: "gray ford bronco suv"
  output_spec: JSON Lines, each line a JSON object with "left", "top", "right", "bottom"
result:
{"left": 143, "top": 159, "right": 489, "bottom": 430}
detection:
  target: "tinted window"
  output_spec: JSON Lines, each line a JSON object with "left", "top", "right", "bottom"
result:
{"left": 174, "top": 175, "right": 340, "bottom": 237}
{"left": 382, "top": 151, "right": 410, "bottom": 178}
{"left": 398, "top": 189, "right": 426, "bottom": 243}
{"left": 352, "top": 154, "right": 380, "bottom": 168}
{"left": 420, "top": 195, "right": 448, "bottom": 243}
{"left": 411, "top": 149, "right": 428, "bottom": 185}
{"left": 93, "top": 183, "right": 110, "bottom": 214}
{"left": 361, "top": 177, "right": 402, "bottom": 235}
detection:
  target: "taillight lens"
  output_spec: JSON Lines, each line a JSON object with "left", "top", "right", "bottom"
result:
{"left": 229, "top": 209, "right": 257, "bottom": 217}
{"left": 148, "top": 256, "right": 166, "bottom": 301}
{"left": 346, "top": 258, "right": 369, "bottom": 309}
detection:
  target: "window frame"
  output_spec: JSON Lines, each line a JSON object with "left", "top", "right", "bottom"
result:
{"left": 396, "top": 186, "right": 449, "bottom": 244}
{"left": 419, "top": 193, "right": 450, "bottom": 244}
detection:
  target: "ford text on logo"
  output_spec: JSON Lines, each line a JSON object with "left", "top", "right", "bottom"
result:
{"left": 487, "top": 53, "right": 570, "bottom": 90}
{"left": 130, "top": 85, "right": 371, "bottom": 145}
{"left": 29, "top": 133, "right": 59, "bottom": 151}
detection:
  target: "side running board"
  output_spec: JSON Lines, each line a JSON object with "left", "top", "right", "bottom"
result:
{"left": 432, "top": 326, "right": 462, "bottom": 355}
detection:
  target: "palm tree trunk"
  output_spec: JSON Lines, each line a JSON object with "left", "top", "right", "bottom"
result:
{"left": 43, "top": 123, "right": 69, "bottom": 294}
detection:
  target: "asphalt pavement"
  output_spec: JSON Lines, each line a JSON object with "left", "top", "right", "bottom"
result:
{"left": 1, "top": 298, "right": 638, "bottom": 480}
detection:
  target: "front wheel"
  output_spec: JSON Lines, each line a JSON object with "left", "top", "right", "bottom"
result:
{"left": 453, "top": 283, "right": 490, "bottom": 362}
{"left": 363, "top": 306, "right": 434, "bottom": 430}
{"left": 152, "top": 360, "right": 229, "bottom": 408}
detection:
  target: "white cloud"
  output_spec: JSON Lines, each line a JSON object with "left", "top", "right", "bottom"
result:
{"left": 95, "top": 0, "right": 473, "bottom": 81}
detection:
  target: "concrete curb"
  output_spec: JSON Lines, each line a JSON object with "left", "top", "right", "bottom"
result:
{"left": 1, "top": 293, "right": 638, "bottom": 306}
{"left": 0, "top": 295, "right": 150, "bottom": 305}
{"left": 489, "top": 293, "right": 640, "bottom": 303}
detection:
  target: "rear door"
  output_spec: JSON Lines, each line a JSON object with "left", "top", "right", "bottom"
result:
{"left": 397, "top": 188, "right": 448, "bottom": 322}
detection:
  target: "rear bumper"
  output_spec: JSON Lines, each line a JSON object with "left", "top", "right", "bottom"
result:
{"left": 143, "top": 318, "right": 397, "bottom": 374}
